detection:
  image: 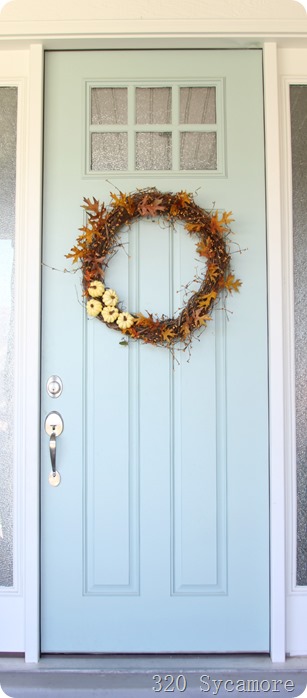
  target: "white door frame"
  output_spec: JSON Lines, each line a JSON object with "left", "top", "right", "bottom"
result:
{"left": 278, "top": 47, "right": 307, "bottom": 657}
{"left": 5, "top": 39, "right": 288, "bottom": 662}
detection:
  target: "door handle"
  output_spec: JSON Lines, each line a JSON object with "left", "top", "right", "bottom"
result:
{"left": 44, "top": 411, "right": 64, "bottom": 487}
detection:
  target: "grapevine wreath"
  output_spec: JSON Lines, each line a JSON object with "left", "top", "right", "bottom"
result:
{"left": 66, "top": 188, "right": 241, "bottom": 349}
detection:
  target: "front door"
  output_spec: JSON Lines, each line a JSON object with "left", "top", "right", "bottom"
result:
{"left": 41, "top": 49, "right": 269, "bottom": 653}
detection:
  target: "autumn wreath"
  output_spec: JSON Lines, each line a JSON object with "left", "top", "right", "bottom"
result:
{"left": 66, "top": 188, "right": 241, "bottom": 348}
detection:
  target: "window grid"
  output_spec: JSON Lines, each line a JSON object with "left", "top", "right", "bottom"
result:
{"left": 87, "top": 81, "right": 223, "bottom": 175}
{"left": 172, "top": 85, "right": 180, "bottom": 171}
{"left": 127, "top": 85, "right": 135, "bottom": 173}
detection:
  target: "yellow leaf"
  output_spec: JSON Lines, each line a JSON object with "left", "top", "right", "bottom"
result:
{"left": 196, "top": 239, "right": 215, "bottom": 259}
{"left": 65, "top": 245, "right": 86, "bottom": 263}
{"left": 170, "top": 191, "right": 191, "bottom": 216}
{"left": 210, "top": 212, "right": 225, "bottom": 234}
{"left": 82, "top": 196, "right": 101, "bottom": 216}
{"left": 180, "top": 321, "right": 191, "bottom": 339}
{"left": 177, "top": 190, "right": 191, "bottom": 206}
{"left": 221, "top": 211, "right": 234, "bottom": 226}
{"left": 222, "top": 273, "right": 242, "bottom": 293}
{"left": 198, "top": 291, "right": 217, "bottom": 308}
{"left": 231, "top": 279, "right": 242, "bottom": 292}
{"left": 76, "top": 227, "right": 94, "bottom": 245}
{"left": 207, "top": 263, "right": 220, "bottom": 282}
{"left": 192, "top": 308, "right": 211, "bottom": 327}
{"left": 110, "top": 191, "right": 135, "bottom": 215}
{"left": 185, "top": 221, "right": 204, "bottom": 233}
{"left": 161, "top": 326, "right": 176, "bottom": 343}
{"left": 135, "top": 313, "right": 160, "bottom": 329}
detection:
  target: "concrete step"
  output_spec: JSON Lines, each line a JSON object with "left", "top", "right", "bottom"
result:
{"left": 0, "top": 670, "right": 306, "bottom": 698}
{"left": 0, "top": 657, "right": 306, "bottom": 698}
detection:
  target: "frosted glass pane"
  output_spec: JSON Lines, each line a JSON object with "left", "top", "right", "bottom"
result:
{"left": 180, "top": 132, "right": 217, "bottom": 170}
{"left": 180, "top": 87, "right": 216, "bottom": 124}
{"left": 290, "top": 84, "right": 307, "bottom": 586}
{"left": 135, "top": 132, "right": 172, "bottom": 170}
{"left": 91, "top": 132, "right": 128, "bottom": 171}
{"left": 91, "top": 88, "right": 127, "bottom": 125}
{"left": 136, "top": 87, "right": 171, "bottom": 124}
{"left": 0, "top": 87, "right": 17, "bottom": 587}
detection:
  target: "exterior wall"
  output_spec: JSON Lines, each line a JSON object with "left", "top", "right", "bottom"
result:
{"left": 0, "top": 0, "right": 306, "bottom": 661}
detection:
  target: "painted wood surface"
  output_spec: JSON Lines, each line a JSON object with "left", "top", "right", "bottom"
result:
{"left": 0, "top": 1, "right": 306, "bottom": 44}
{"left": 0, "top": 0, "right": 306, "bottom": 21}
{"left": 41, "top": 49, "right": 269, "bottom": 652}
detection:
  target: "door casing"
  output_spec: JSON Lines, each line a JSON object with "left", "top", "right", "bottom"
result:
{"left": 3, "top": 40, "right": 287, "bottom": 663}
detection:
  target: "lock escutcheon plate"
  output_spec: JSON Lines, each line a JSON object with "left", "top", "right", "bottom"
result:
{"left": 48, "top": 471, "right": 61, "bottom": 487}
{"left": 44, "top": 411, "right": 64, "bottom": 437}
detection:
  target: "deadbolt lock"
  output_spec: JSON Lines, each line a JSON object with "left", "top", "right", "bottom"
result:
{"left": 46, "top": 375, "right": 63, "bottom": 398}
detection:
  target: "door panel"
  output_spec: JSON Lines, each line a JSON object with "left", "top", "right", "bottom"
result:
{"left": 41, "top": 50, "right": 269, "bottom": 652}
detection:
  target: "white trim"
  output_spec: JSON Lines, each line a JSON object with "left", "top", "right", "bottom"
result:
{"left": 0, "top": 19, "right": 307, "bottom": 47}
{"left": 33, "top": 42, "right": 287, "bottom": 663}
{"left": 0, "top": 75, "right": 25, "bottom": 600}
{"left": 23, "top": 43, "right": 44, "bottom": 663}
{"left": 281, "top": 73, "right": 304, "bottom": 599}
{"left": 0, "top": 37, "right": 303, "bottom": 661}
{"left": 13, "top": 75, "right": 26, "bottom": 603}
{"left": 281, "top": 75, "right": 297, "bottom": 601}
{"left": 278, "top": 48, "right": 307, "bottom": 656}
{"left": 263, "top": 42, "right": 286, "bottom": 663}
{"left": 0, "top": 44, "right": 43, "bottom": 660}
{"left": 26, "top": 40, "right": 288, "bottom": 663}
{"left": 0, "top": 52, "right": 29, "bottom": 652}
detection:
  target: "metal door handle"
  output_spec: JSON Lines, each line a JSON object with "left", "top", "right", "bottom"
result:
{"left": 45, "top": 411, "right": 64, "bottom": 487}
{"left": 49, "top": 432, "right": 57, "bottom": 476}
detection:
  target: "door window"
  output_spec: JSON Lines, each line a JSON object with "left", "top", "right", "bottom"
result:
{"left": 88, "top": 82, "right": 222, "bottom": 174}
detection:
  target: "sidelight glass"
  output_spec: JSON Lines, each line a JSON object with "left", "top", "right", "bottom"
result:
{"left": 0, "top": 86, "right": 17, "bottom": 587}
{"left": 290, "top": 84, "right": 307, "bottom": 586}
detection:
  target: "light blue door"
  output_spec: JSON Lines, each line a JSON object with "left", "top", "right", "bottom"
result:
{"left": 41, "top": 49, "right": 269, "bottom": 652}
